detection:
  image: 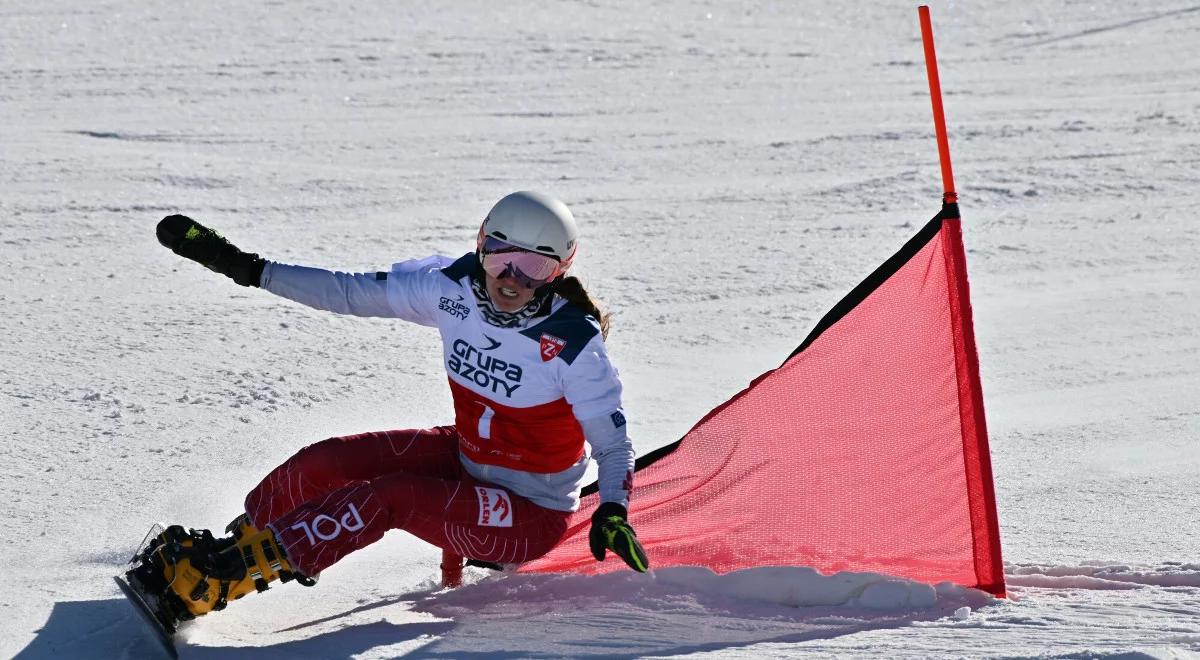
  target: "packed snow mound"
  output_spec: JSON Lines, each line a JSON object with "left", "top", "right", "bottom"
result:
{"left": 392, "top": 566, "right": 998, "bottom": 658}
{"left": 426, "top": 565, "right": 994, "bottom": 613}
{"left": 1025, "top": 651, "right": 1200, "bottom": 660}
{"left": 1005, "top": 562, "right": 1200, "bottom": 590}
{"left": 653, "top": 566, "right": 977, "bottom": 610}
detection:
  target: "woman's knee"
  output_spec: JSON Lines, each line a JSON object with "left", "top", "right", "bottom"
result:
{"left": 289, "top": 431, "right": 379, "bottom": 477}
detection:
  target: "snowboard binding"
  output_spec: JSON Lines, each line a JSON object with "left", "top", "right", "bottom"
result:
{"left": 120, "top": 516, "right": 314, "bottom": 632}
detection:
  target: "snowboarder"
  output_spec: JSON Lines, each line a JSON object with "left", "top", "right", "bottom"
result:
{"left": 125, "top": 191, "right": 648, "bottom": 632}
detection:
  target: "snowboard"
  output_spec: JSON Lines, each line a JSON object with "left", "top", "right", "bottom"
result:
{"left": 114, "top": 574, "right": 178, "bottom": 659}
{"left": 114, "top": 523, "right": 180, "bottom": 659}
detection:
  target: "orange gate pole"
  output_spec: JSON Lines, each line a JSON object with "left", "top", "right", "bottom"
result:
{"left": 441, "top": 548, "right": 464, "bottom": 588}
{"left": 919, "top": 6, "right": 957, "bottom": 205}
{"left": 918, "top": 6, "right": 1007, "bottom": 597}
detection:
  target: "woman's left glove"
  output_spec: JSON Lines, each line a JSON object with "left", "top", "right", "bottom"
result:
{"left": 589, "top": 502, "right": 649, "bottom": 573}
{"left": 157, "top": 214, "right": 266, "bottom": 287}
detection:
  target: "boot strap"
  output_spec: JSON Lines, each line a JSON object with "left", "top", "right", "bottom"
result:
{"left": 189, "top": 575, "right": 210, "bottom": 602}
{"left": 241, "top": 544, "right": 257, "bottom": 574}
{"left": 261, "top": 539, "right": 283, "bottom": 573}
{"left": 214, "top": 580, "right": 230, "bottom": 611}
{"left": 238, "top": 536, "right": 276, "bottom": 592}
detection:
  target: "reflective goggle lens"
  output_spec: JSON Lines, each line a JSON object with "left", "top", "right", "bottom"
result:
{"left": 480, "top": 237, "right": 561, "bottom": 288}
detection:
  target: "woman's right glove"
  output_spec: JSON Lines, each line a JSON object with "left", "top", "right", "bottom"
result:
{"left": 156, "top": 214, "right": 266, "bottom": 287}
{"left": 588, "top": 502, "right": 649, "bottom": 573}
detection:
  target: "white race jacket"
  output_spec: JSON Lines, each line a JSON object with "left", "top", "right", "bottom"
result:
{"left": 258, "top": 254, "right": 634, "bottom": 512}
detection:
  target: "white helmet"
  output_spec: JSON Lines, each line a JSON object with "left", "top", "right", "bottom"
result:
{"left": 477, "top": 191, "right": 578, "bottom": 271}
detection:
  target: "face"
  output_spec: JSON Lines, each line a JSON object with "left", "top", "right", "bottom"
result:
{"left": 478, "top": 236, "right": 564, "bottom": 312}
{"left": 484, "top": 269, "right": 539, "bottom": 312}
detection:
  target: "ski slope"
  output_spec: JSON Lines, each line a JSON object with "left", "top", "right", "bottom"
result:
{"left": 3, "top": 1, "right": 1199, "bottom": 657}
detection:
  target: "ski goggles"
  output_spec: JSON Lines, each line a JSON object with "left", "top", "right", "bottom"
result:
{"left": 479, "top": 236, "right": 563, "bottom": 289}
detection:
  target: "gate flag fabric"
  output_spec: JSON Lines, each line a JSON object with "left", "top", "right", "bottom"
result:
{"left": 521, "top": 204, "right": 1006, "bottom": 597}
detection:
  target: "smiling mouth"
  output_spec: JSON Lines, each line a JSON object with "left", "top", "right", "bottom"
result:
{"left": 498, "top": 286, "right": 520, "bottom": 299}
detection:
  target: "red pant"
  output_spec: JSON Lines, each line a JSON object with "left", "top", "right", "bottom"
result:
{"left": 243, "top": 427, "right": 571, "bottom": 577}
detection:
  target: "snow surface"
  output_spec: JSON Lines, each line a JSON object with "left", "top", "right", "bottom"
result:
{"left": 3, "top": 0, "right": 1199, "bottom": 658}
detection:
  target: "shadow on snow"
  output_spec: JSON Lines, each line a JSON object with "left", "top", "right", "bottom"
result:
{"left": 19, "top": 573, "right": 974, "bottom": 659}
{"left": 14, "top": 598, "right": 450, "bottom": 660}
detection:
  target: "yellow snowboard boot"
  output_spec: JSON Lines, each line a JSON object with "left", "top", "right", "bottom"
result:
{"left": 126, "top": 516, "right": 315, "bottom": 626}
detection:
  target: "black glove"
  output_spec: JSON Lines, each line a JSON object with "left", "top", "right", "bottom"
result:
{"left": 157, "top": 214, "right": 266, "bottom": 287}
{"left": 589, "top": 502, "right": 649, "bottom": 573}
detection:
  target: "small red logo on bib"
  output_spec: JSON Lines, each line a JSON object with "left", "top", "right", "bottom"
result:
{"left": 540, "top": 334, "right": 566, "bottom": 362}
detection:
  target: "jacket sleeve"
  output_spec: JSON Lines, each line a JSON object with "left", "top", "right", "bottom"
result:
{"left": 566, "top": 338, "right": 635, "bottom": 507}
{"left": 579, "top": 413, "right": 635, "bottom": 509}
{"left": 259, "top": 256, "right": 449, "bottom": 326}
